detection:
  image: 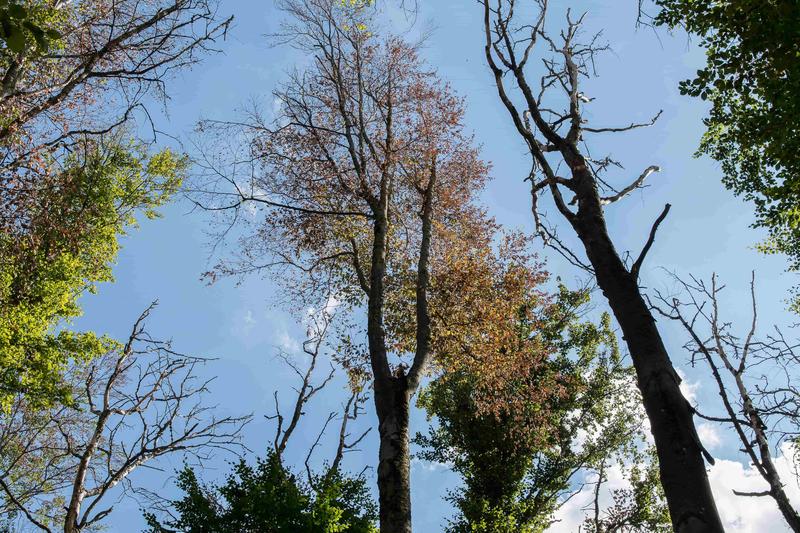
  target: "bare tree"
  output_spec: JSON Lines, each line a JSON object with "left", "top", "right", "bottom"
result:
{"left": 265, "top": 308, "right": 371, "bottom": 477}
{"left": 478, "top": 1, "right": 723, "bottom": 530}
{"left": 0, "top": 303, "right": 248, "bottom": 533}
{"left": 0, "top": 0, "right": 231, "bottom": 143}
{"left": 267, "top": 311, "right": 337, "bottom": 461}
{"left": 651, "top": 272, "right": 800, "bottom": 531}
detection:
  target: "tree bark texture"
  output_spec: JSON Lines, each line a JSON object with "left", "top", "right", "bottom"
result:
{"left": 568, "top": 161, "right": 724, "bottom": 533}
{"left": 374, "top": 376, "right": 413, "bottom": 533}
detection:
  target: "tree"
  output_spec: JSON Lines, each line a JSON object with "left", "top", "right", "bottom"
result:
{"left": 478, "top": 1, "right": 723, "bottom": 530}
{"left": 0, "top": 0, "right": 231, "bottom": 145}
{"left": 0, "top": 0, "right": 61, "bottom": 55}
{"left": 651, "top": 272, "right": 800, "bottom": 531}
{"left": 144, "top": 309, "right": 377, "bottom": 533}
{"left": 651, "top": 1, "right": 800, "bottom": 305}
{"left": 0, "top": 0, "right": 230, "bottom": 239}
{"left": 194, "top": 1, "right": 491, "bottom": 530}
{"left": 143, "top": 451, "right": 377, "bottom": 533}
{"left": 0, "top": 303, "right": 248, "bottom": 533}
{"left": 582, "top": 448, "right": 670, "bottom": 533}
{"left": 415, "top": 287, "right": 670, "bottom": 532}
{"left": 263, "top": 309, "right": 372, "bottom": 478}
{"left": 0, "top": 0, "right": 231, "bottom": 410}
{"left": 0, "top": 137, "right": 185, "bottom": 410}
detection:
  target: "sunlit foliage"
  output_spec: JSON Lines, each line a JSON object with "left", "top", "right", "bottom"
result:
{"left": 0, "top": 139, "right": 185, "bottom": 409}
{"left": 144, "top": 452, "right": 378, "bottom": 533}
{"left": 655, "top": 1, "right": 800, "bottom": 305}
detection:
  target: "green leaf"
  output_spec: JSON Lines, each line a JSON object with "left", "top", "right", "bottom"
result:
{"left": 7, "top": 3, "right": 25, "bottom": 20}
{"left": 6, "top": 24, "right": 25, "bottom": 52}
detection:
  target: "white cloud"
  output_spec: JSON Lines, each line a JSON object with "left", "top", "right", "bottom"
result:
{"left": 698, "top": 422, "right": 723, "bottom": 450}
{"left": 548, "top": 443, "right": 800, "bottom": 532}
{"left": 678, "top": 369, "right": 700, "bottom": 405}
{"left": 411, "top": 457, "right": 452, "bottom": 473}
{"left": 276, "top": 329, "right": 301, "bottom": 354}
{"left": 707, "top": 443, "right": 799, "bottom": 533}
{"left": 231, "top": 308, "right": 257, "bottom": 339}
{"left": 305, "top": 294, "right": 342, "bottom": 322}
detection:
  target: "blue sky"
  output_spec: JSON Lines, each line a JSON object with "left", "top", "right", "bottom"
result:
{"left": 74, "top": 1, "right": 798, "bottom": 530}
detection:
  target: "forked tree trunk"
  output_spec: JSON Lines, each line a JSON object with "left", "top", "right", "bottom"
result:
{"left": 568, "top": 161, "right": 724, "bottom": 533}
{"left": 373, "top": 376, "right": 412, "bottom": 533}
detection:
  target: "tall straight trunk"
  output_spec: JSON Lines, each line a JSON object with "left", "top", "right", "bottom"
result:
{"left": 373, "top": 376, "right": 412, "bottom": 533}
{"left": 366, "top": 196, "right": 415, "bottom": 532}
{"left": 568, "top": 162, "right": 724, "bottom": 533}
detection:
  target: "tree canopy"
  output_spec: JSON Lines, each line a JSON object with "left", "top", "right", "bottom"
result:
{"left": 655, "top": 0, "right": 800, "bottom": 304}
{"left": 144, "top": 452, "right": 378, "bottom": 533}
{"left": 416, "top": 287, "right": 670, "bottom": 531}
{"left": 4, "top": 1, "right": 800, "bottom": 531}
{"left": 0, "top": 139, "right": 185, "bottom": 410}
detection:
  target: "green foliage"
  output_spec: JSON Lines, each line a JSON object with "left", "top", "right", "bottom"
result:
{"left": 415, "top": 287, "right": 668, "bottom": 531}
{"left": 0, "top": 0, "right": 61, "bottom": 54}
{"left": 582, "top": 448, "right": 671, "bottom": 533}
{"left": 0, "top": 140, "right": 186, "bottom": 410}
{"left": 655, "top": 1, "right": 800, "bottom": 293}
{"left": 144, "top": 451, "right": 378, "bottom": 533}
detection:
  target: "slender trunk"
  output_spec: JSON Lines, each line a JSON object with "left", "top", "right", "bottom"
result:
{"left": 568, "top": 162, "right": 723, "bottom": 533}
{"left": 771, "top": 484, "right": 800, "bottom": 532}
{"left": 373, "top": 376, "right": 412, "bottom": 533}
{"left": 365, "top": 175, "right": 414, "bottom": 532}
{"left": 64, "top": 414, "right": 107, "bottom": 533}
{"left": 734, "top": 378, "right": 800, "bottom": 530}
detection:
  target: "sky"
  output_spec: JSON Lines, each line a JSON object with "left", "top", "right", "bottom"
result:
{"left": 72, "top": 0, "right": 800, "bottom": 531}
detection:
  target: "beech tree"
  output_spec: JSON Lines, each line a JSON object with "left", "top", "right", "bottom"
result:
{"left": 0, "top": 0, "right": 231, "bottom": 410}
{"left": 0, "top": 0, "right": 61, "bottom": 55}
{"left": 478, "top": 1, "right": 722, "bottom": 530}
{"left": 651, "top": 273, "right": 800, "bottom": 531}
{"left": 194, "top": 2, "right": 492, "bottom": 530}
{"left": 416, "top": 287, "right": 670, "bottom": 531}
{"left": 0, "top": 137, "right": 185, "bottom": 410}
{"left": 1, "top": 0, "right": 231, "bottom": 234}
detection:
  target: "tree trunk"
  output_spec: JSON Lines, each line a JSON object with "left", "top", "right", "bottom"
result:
{"left": 772, "top": 486, "right": 800, "bottom": 532}
{"left": 568, "top": 162, "right": 724, "bottom": 533}
{"left": 373, "top": 375, "right": 412, "bottom": 533}
{"left": 735, "top": 378, "right": 800, "bottom": 531}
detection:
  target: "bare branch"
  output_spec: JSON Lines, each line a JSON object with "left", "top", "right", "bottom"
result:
{"left": 583, "top": 110, "right": 663, "bottom": 134}
{"left": 600, "top": 165, "right": 662, "bottom": 205}
{"left": 0, "top": 304, "right": 249, "bottom": 532}
{"left": 631, "top": 203, "right": 670, "bottom": 279}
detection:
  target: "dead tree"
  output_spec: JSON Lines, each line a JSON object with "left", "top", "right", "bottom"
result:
{"left": 0, "top": 0, "right": 232, "bottom": 145}
{"left": 479, "top": 1, "right": 723, "bottom": 530}
{"left": 0, "top": 303, "right": 248, "bottom": 533}
{"left": 651, "top": 272, "right": 800, "bottom": 531}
